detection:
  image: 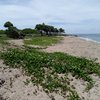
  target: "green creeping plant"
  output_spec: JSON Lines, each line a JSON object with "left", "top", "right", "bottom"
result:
{"left": 1, "top": 48, "right": 100, "bottom": 99}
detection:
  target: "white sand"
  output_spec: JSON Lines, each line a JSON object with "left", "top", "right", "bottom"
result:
{"left": 7, "top": 39, "right": 24, "bottom": 46}
{"left": 0, "top": 60, "right": 51, "bottom": 100}
{"left": 45, "top": 36, "right": 100, "bottom": 62}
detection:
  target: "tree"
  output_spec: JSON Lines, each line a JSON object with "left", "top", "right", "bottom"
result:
{"left": 35, "top": 23, "right": 60, "bottom": 36}
{"left": 4, "top": 21, "right": 25, "bottom": 39}
{"left": 4, "top": 21, "right": 13, "bottom": 28}
{"left": 35, "top": 24, "right": 46, "bottom": 36}
{"left": 59, "top": 28, "right": 65, "bottom": 33}
{"left": 7, "top": 26, "right": 20, "bottom": 38}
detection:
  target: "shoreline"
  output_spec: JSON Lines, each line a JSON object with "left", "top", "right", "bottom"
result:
{"left": 66, "top": 33, "right": 100, "bottom": 44}
{"left": 78, "top": 36, "right": 100, "bottom": 44}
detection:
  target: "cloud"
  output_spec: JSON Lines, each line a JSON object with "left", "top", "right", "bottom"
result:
{"left": 0, "top": 0, "right": 100, "bottom": 33}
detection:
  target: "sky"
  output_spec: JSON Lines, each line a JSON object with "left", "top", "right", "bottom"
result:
{"left": 0, "top": 0, "right": 100, "bottom": 34}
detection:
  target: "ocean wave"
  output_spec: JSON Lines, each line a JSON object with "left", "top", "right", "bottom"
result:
{"left": 79, "top": 37, "right": 100, "bottom": 44}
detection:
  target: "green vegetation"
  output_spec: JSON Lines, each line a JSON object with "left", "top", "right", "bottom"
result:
{"left": 59, "top": 28, "right": 65, "bottom": 33}
{"left": 0, "top": 30, "right": 11, "bottom": 44}
{"left": 4, "top": 21, "right": 25, "bottom": 39}
{"left": 24, "top": 36, "right": 63, "bottom": 46}
{"left": 1, "top": 47, "right": 100, "bottom": 99}
{"left": 0, "top": 30, "right": 5, "bottom": 34}
{"left": 0, "top": 33, "right": 10, "bottom": 44}
{"left": 21, "top": 28, "right": 39, "bottom": 35}
{"left": 68, "top": 92, "right": 80, "bottom": 100}
{"left": 4, "top": 21, "right": 13, "bottom": 28}
{"left": 35, "top": 23, "right": 65, "bottom": 36}
{"left": 3, "top": 21, "right": 65, "bottom": 39}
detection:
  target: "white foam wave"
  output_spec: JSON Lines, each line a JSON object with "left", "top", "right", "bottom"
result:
{"left": 79, "top": 37, "right": 100, "bottom": 44}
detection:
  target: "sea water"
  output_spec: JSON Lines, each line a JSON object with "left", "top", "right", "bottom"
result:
{"left": 76, "top": 34, "right": 100, "bottom": 43}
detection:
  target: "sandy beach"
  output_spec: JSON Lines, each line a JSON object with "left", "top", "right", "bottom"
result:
{"left": 0, "top": 36, "right": 100, "bottom": 100}
{"left": 45, "top": 36, "right": 100, "bottom": 62}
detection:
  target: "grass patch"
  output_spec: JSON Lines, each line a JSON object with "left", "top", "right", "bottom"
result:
{"left": 1, "top": 48, "right": 100, "bottom": 99}
{"left": 24, "top": 36, "right": 63, "bottom": 46}
{"left": 0, "top": 34, "right": 10, "bottom": 44}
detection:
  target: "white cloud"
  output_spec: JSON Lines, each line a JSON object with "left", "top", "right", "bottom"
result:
{"left": 0, "top": 0, "right": 100, "bottom": 33}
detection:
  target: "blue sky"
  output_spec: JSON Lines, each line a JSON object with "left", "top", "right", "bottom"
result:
{"left": 0, "top": 0, "right": 100, "bottom": 34}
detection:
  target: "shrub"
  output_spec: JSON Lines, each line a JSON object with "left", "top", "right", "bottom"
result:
{"left": 22, "top": 28, "right": 39, "bottom": 35}
{"left": 0, "top": 30, "right": 5, "bottom": 34}
{"left": 4, "top": 21, "right": 25, "bottom": 39}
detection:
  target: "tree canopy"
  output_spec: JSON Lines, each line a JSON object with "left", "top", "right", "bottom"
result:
{"left": 59, "top": 28, "right": 65, "bottom": 33}
{"left": 35, "top": 23, "right": 65, "bottom": 36}
{"left": 4, "top": 21, "right": 25, "bottom": 39}
{"left": 3, "top": 21, "right": 65, "bottom": 38}
{"left": 4, "top": 21, "right": 13, "bottom": 28}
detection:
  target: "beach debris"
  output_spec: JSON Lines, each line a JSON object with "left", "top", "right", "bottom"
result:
{"left": 0, "top": 79, "right": 5, "bottom": 87}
